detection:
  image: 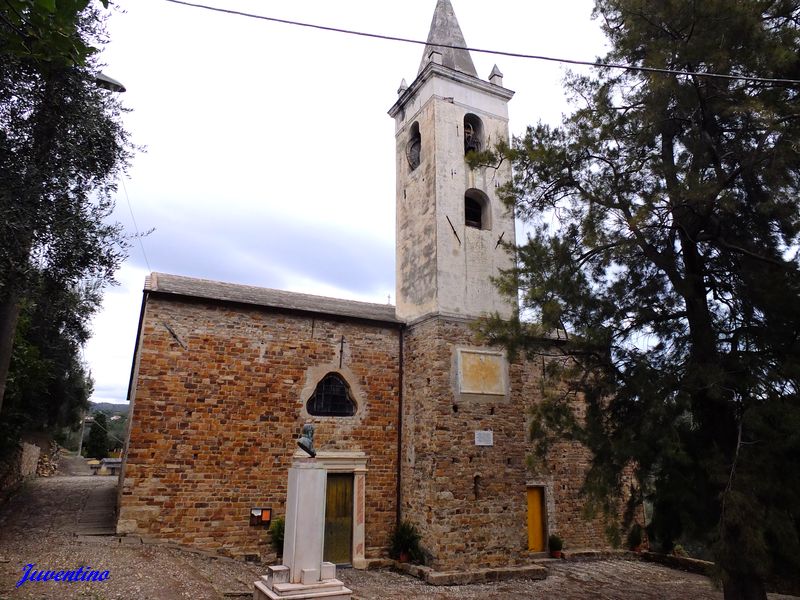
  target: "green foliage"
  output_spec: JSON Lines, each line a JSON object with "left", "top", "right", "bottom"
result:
{"left": 84, "top": 411, "right": 109, "bottom": 459}
{"left": 672, "top": 544, "right": 689, "bottom": 558}
{"left": 4, "top": 273, "right": 96, "bottom": 434}
{"left": 548, "top": 534, "right": 563, "bottom": 552}
{"left": 0, "top": 0, "right": 109, "bottom": 66}
{"left": 389, "top": 521, "right": 423, "bottom": 563}
{"left": 104, "top": 415, "right": 126, "bottom": 451}
{"left": 480, "top": 1, "right": 800, "bottom": 596}
{"left": 0, "top": 0, "right": 133, "bottom": 416}
{"left": 268, "top": 516, "right": 285, "bottom": 555}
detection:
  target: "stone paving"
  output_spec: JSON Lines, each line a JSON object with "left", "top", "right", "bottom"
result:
{"left": 340, "top": 561, "right": 800, "bottom": 600}
{"left": 0, "top": 469, "right": 797, "bottom": 600}
{"left": 0, "top": 467, "right": 263, "bottom": 599}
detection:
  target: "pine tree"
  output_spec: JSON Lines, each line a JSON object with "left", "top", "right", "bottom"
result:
{"left": 478, "top": 2, "right": 800, "bottom": 598}
{"left": 85, "top": 412, "right": 109, "bottom": 460}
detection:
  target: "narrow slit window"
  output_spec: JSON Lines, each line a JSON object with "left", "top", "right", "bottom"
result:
{"left": 307, "top": 373, "right": 356, "bottom": 417}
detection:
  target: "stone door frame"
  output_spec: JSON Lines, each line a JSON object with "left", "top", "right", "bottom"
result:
{"left": 295, "top": 450, "right": 368, "bottom": 569}
{"left": 526, "top": 480, "right": 555, "bottom": 551}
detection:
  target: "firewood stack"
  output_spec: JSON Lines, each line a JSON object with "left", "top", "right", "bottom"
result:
{"left": 36, "top": 442, "right": 61, "bottom": 477}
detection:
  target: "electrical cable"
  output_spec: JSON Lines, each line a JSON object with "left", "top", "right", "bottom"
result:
{"left": 83, "top": 415, "right": 125, "bottom": 444}
{"left": 163, "top": 0, "right": 800, "bottom": 86}
{"left": 121, "top": 178, "right": 152, "bottom": 273}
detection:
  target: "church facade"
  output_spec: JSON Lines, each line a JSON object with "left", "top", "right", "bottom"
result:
{"left": 118, "top": 0, "right": 616, "bottom": 571}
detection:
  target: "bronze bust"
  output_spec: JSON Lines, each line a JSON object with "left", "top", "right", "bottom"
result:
{"left": 297, "top": 423, "right": 316, "bottom": 458}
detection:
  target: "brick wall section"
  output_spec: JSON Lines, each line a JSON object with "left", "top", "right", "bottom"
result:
{"left": 118, "top": 295, "right": 400, "bottom": 561}
{"left": 401, "top": 316, "right": 614, "bottom": 571}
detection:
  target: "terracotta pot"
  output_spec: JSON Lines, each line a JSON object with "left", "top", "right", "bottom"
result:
{"left": 399, "top": 551, "right": 410, "bottom": 563}
{"left": 550, "top": 550, "right": 562, "bottom": 559}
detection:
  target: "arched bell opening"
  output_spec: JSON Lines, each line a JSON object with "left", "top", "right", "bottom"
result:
{"left": 464, "top": 113, "right": 484, "bottom": 155}
{"left": 406, "top": 122, "right": 421, "bottom": 170}
{"left": 464, "top": 188, "right": 491, "bottom": 231}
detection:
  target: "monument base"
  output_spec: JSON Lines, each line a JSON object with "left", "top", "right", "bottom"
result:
{"left": 253, "top": 563, "right": 352, "bottom": 600}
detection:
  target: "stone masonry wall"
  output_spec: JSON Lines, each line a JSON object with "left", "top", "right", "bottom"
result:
{"left": 19, "top": 442, "right": 41, "bottom": 478}
{"left": 401, "top": 316, "right": 614, "bottom": 571}
{"left": 119, "top": 295, "right": 401, "bottom": 561}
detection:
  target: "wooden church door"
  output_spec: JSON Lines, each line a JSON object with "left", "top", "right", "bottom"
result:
{"left": 324, "top": 473, "right": 353, "bottom": 565}
{"left": 527, "top": 487, "right": 546, "bottom": 552}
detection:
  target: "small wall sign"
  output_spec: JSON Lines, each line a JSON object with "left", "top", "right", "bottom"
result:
{"left": 249, "top": 507, "right": 272, "bottom": 527}
{"left": 474, "top": 430, "right": 494, "bottom": 446}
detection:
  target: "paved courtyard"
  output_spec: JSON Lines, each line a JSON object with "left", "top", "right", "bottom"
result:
{"left": 0, "top": 465, "right": 796, "bottom": 600}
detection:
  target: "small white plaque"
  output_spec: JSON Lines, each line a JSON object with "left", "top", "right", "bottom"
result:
{"left": 474, "top": 430, "right": 494, "bottom": 446}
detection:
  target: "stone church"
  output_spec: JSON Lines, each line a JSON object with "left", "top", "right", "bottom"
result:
{"left": 118, "top": 0, "right": 615, "bottom": 571}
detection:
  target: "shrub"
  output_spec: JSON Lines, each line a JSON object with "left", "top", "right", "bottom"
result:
{"left": 269, "top": 516, "right": 285, "bottom": 556}
{"left": 390, "top": 521, "right": 423, "bottom": 563}
{"left": 627, "top": 524, "right": 644, "bottom": 550}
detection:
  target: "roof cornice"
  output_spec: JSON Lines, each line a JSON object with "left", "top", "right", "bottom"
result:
{"left": 388, "top": 61, "right": 514, "bottom": 118}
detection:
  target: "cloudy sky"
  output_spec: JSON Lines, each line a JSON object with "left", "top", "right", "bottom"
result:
{"left": 85, "top": 0, "right": 609, "bottom": 404}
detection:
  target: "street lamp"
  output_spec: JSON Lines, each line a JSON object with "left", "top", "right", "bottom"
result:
{"left": 94, "top": 72, "right": 126, "bottom": 93}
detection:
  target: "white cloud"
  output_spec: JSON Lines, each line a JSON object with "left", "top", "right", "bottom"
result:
{"left": 86, "top": 0, "right": 608, "bottom": 404}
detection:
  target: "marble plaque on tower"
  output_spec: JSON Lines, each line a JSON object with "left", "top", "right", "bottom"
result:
{"left": 457, "top": 349, "right": 507, "bottom": 396}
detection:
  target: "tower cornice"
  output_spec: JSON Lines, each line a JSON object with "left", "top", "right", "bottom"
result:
{"left": 388, "top": 62, "right": 514, "bottom": 118}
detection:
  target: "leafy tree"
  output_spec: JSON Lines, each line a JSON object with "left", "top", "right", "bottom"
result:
{"left": 84, "top": 411, "right": 109, "bottom": 459}
{"left": 1, "top": 0, "right": 108, "bottom": 66}
{"left": 0, "top": 1, "right": 131, "bottom": 416}
{"left": 2, "top": 271, "right": 98, "bottom": 446}
{"left": 477, "top": 2, "right": 800, "bottom": 598}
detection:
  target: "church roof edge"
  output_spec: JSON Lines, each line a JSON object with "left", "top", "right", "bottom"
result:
{"left": 145, "top": 273, "right": 401, "bottom": 325}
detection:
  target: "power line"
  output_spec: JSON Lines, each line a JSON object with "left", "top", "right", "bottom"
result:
{"left": 163, "top": 0, "right": 800, "bottom": 86}
{"left": 121, "top": 178, "right": 152, "bottom": 272}
{"left": 83, "top": 415, "right": 125, "bottom": 444}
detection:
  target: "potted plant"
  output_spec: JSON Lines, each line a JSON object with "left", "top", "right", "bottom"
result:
{"left": 548, "top": 534, "right": 564, "bottom": 559}
{"left": 626, "top": 523, "right": 644, "bottom": 552}
{"left": 390, "top": 521, "right": 423, "bottom": 563}
{"left": 269, "top": 516, "right": 285, "bottom": 559}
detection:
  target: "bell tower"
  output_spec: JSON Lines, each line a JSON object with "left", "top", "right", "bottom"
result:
{"left": 389, "top": 0, "right": 516, "bottom": 323}
{"left": 390, "top": 0, "right": 520, "bottom": 571}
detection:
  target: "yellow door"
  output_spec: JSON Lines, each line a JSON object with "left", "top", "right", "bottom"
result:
{"left": 324, "top": 474, "right": 353, "bottom": 565}
{"left": 527, "top": 487, "right": 545, "bottom": 551}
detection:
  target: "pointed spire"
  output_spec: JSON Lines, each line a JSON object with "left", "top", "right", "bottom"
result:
{"left": 488, "top": 64, "right": 504, "bottom": 86}
{"left": 397, "top": 78, "right": 409, "bottom": 95}
{"left": 418, "top": 0, "right": 477, "bottom": 77}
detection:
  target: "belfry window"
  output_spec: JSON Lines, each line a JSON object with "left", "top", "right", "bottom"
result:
{"left": 406, "top": 122, "right": 421, "bottom": 170}
{"left": 465, "top": 189, "right": 491, "bottom": 230}
{"left": 464, "top": 113, "right": 484, "bottom": 155}
{"left": 465, "top": 197, "right": 482, "bottom": 228}
{"left": 307, "top": 373, "right": 357, "bottom": 417}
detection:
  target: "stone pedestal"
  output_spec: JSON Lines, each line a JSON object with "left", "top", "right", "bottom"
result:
{"left": 254, "top": 460, "right": 352, "bottom": 600}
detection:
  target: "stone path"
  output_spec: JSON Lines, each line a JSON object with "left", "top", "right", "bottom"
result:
{"left": 75, "top": 478, "right": 117, "bottom": 536}
{"left": 339, "top": 562, "right": 799, "bottom": 600}
{"left": 0, "top": 471, "right": 262, "bottom": 599}
{"left": 0, "top": 470, "right": 797, "bottom": 599}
